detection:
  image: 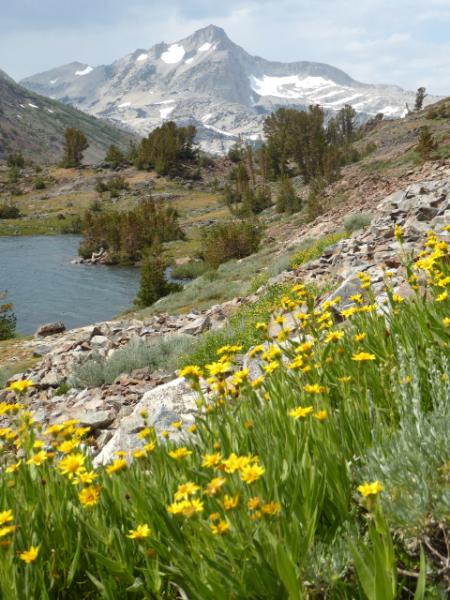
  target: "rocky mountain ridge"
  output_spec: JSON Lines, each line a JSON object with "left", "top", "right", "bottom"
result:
{"left": 20, "top": 25, "right": 440, "bottom": 153}
{"left": 0, "top": 69, "right": 135, "bottom": 163}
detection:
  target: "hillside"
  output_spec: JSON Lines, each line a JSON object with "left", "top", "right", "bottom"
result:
{"left": 1, "top": 91, "right": 450, "bottom": 596}
{"left": 20, "top": 25, "right": 441, "bottom": 153}
{"left": 0, "top": 69, "right": 136, "bottom": 163}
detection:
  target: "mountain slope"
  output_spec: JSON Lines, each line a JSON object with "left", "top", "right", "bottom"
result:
{"left": 21, "top": 25, "right": 441, "bottom": 153}
{"left": 0, "top": 70, "right": 135, "bottom": 163}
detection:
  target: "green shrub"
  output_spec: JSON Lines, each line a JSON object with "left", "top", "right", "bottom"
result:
{"left": 135, "top": 247, "right": 182, "bottom": 308}
{"left": 290, "top": 232, "right": 347, "bottom": 269}
{"left": 0, "top": 203, "right": 21, "bottom": 220}
{"left": 0, "top": 294, "right": 16, "bottom": 340}
{"left": 80, "top": 199, "right": 185, "bottom": 264}
{"left": 70, "top": 335, "right": 193, "bottom": 388}
{"left": 34, "top": 178, "right": 46, "bottom": 190}
{"left": 6, "top": 152, "right": 25, "bottom": 169}
{"left": 344, "top": 212, "right": 372, "bottom": 233}
{"left": 201, "top": 220, "right": 264, "bottom": 268}
{"left": 170, "top": 261, "right": 209, "bottom": 280}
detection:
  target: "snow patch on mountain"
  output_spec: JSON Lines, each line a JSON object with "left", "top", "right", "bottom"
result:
{"left": 136, "top": 53, "right": 148, "bottom": 62}
{"left": 199, "top": 42, "right": 213, "bottom": 52}
{"left": 118, "top": 102, "right": 131, "bottom": 108}
{"left": 75, "top": 66, "right": 93, "bottom": 76}
{"left": 161, "top": 44, "right": 185, "bottom": 64}
{"left": 250, "top": 74, "right": 333, "bottom": 99}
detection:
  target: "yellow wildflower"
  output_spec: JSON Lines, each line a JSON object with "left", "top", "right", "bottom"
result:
{"left": 443, "top": 317, "right": 450, "bottom": 328}
{"left": 314, "top": 410, "right": 328, "bottom": 421}
{"left": 436, "top": 291, "right": 448, "bottom": 302}
{"left": 205, "top": 477, "right": 226, "bottom": 496}
{"left": 352, "top": 352, "right": 376, "bottom": 362}
{"left": 0, "top": 525, "right": 16, "bottom": 538}
{"left": 58, "top": 453, "right": 85, "bottom": 479}
{"left": 357, "top": 481, "right": 384, "bottom": 497}
{"left": 79, "top": 485, "right": 101, "bottom": 507}
{"left": 255, "top": 322, "right": 268, "bottom": 331}
{"left": 248, "top": 345, "right": 264, "bottom": 358}
{"left": 251, "top": 376, "right": 265, "bottom": 389}
{"left": 264, "top": 361, "right": 279, "bottom": 374}
{"left": 5, "top": 380, "right": 33, "bottom": 394}
{"left": 262, "top": 501, "right": 281, "bottom": 516}
{"left": 106, "top": 458, "right": 127, "bottom": 475}
{"left": 232, "top": 369, "right": 250, "bottom": 386}
{"left": 394, "top": 224, "right": 404, "bottom": 241}
{"left": 0, "top": 510, "right": 13, "bottom": 526}
{"left": 248, "top": 497, "right": 261, "bottom": 510}
{"left": 240, "top": 463, "right": 265, "bottom": 484}
{"left": 304, "top": 383, "right": 328, "bottom": 394}
{"left": 127, "top": 524, "right": 151, "bottom": 539}
{"left": 210, "top": 519, "right": 229, "bottom": 535}
{"left": 178, "top": 365, "right": 203, "bottom": 380}
{"left": 174, "top": 481, "right": 200, "bottom": 501}
{"left": 202, "top": 452, "right": 222, "bottom": 468}
{"left": 19, "top": 546, "right": 39, "bottom": 564}
{"left": 354, "top": 332, "right": 366, "bottom": 342}
{"left": 206, "top": 362, "right": 232, "bottom": 377}
{"left": 289, "top": 405, "right": 314, "bottom": 419}
{"left": 26, "top": 451, "right": 49, "bottom": 466}
{"left": 56, "top": 439, "right": 79, "bottom": 454}
{"left": 325, "top": 330, "right": 344, "bottom": 343}
{"left": 223, "top": 495, "right": 239, "bottom": 510}
{"left": 168, "top": 447, "right": 192, "bottom": 460}
{"left": 73, "top": 470, "right": 98, "bottom": 485}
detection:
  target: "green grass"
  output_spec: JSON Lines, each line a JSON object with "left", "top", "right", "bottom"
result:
{"left": 290, "top": 232, "right": 347, "bottom": 268}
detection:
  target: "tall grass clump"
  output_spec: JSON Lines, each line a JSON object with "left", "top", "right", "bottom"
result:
{"left": 70, "top": 335, "right": 193, "bottom": 388}
{"left": 290, "top": 231, "right": 347, "bottom": 268}
{"left": 0, "top": 227, "right": 449, "bottom": 598}
{"left": 344, "top": 212, "right": 372, "bottom": 233}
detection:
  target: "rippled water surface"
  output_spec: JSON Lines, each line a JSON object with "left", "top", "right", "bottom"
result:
{"left": 0, "top": 236, "right": 139, "bottom": 335}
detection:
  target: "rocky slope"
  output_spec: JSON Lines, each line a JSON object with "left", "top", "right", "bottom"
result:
{"left": 0, "top": 69, "right": 135, "bottom": 163}
{"left": 1, "top": 163, "right": 449, "bottom": 462}
{"left": 20, "top": 25, "right": 440, "bottom": 153}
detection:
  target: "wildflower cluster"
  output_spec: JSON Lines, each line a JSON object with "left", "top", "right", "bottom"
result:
{"left": 0, "top": 226, "right": 448, "bottom": 597}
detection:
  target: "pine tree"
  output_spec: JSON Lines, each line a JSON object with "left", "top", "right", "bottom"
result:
{"left": 135, "top": 244, "right": 181, "bottom": 308}
{"left": 104, "top": 145, "right": 125, "bottom": 168}
{"left": 414, "top": 87, "right": 427, "bottom": 112}
{"left": 416, "top": 126, "right": 437, "bottom": 160}
{"left": 276, "top": 175, "right": 300, "bottom": 214}
{"left": 62, "top": 128, "right": 89, "bottom": 167}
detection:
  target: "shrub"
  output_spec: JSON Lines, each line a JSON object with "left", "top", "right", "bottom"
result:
{"left": 6, "top": 152, "right": 25, "bottom": 168}
{"left": 70, "top": 335, "right": 193, "bottom": 388}
{"left": 135, "top": 247, "right": 182, "bottom": 308}
{"left": 0, "top": 203, "right": 21, "bottom": 219}
{"left": 104, "top": 144, "right": 125, "bottom": 168}
{"left": 61, "top": 127, "right": 89, "bottom": 167}
{"left": 34, "top": 177, "right": 46, "bottom": 190}
{"left": 0, "top": 294, "right": 16, "bottom": 340}
{"left": 416, "top": 126, "right": 438, "bottom": 160}
{"left": 344, "top": 212, "right": 372, "bottom": 233}
{"left": 201, "top": 220, "right": 264, "bottom": 268}
{"left": 290, "top": 232, "right": 347, "bottom": 269}
{"left": 170, "top": 261, "right": 208, "bottom": 280}
{"left": 80, "top": 198, "right": 185, "bottom": 264}
{"left": 136, "top": 121, "right": 196, "bottom": 176}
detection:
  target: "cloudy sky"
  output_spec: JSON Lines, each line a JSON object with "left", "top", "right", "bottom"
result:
{"left": 1, "top": 0, "right": 450, "bottom": 94}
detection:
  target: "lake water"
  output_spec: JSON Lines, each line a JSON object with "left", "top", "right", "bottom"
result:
{"left": 0, "top": 236, "right": 140, "bottom": 335}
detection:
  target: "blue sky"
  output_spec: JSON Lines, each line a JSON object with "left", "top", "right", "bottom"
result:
{"left": 1, "top": 0, "right": 450, "bottom": 94}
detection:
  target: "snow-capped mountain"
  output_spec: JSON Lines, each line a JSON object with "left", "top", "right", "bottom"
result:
{"left": 21, "top": 25, "right": 439, "bottom": 153}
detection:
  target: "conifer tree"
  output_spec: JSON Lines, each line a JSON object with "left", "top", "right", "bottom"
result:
{"left": 62, "top": 128, "right": 89, "bottom": 167}
{"left": 414, "top": 87, "right": 427, "bottom": 111}
{"left": 416, "top": 126, "right": 437, "bottom": 160}
{"left": 104, "top": 144, "right": 125, "bottom": 168}
{"left": 134, "top": 243, "right": 181, "bottom": 308}
{"left": 276, "top": 175, "right": 300, "bottom": 214}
